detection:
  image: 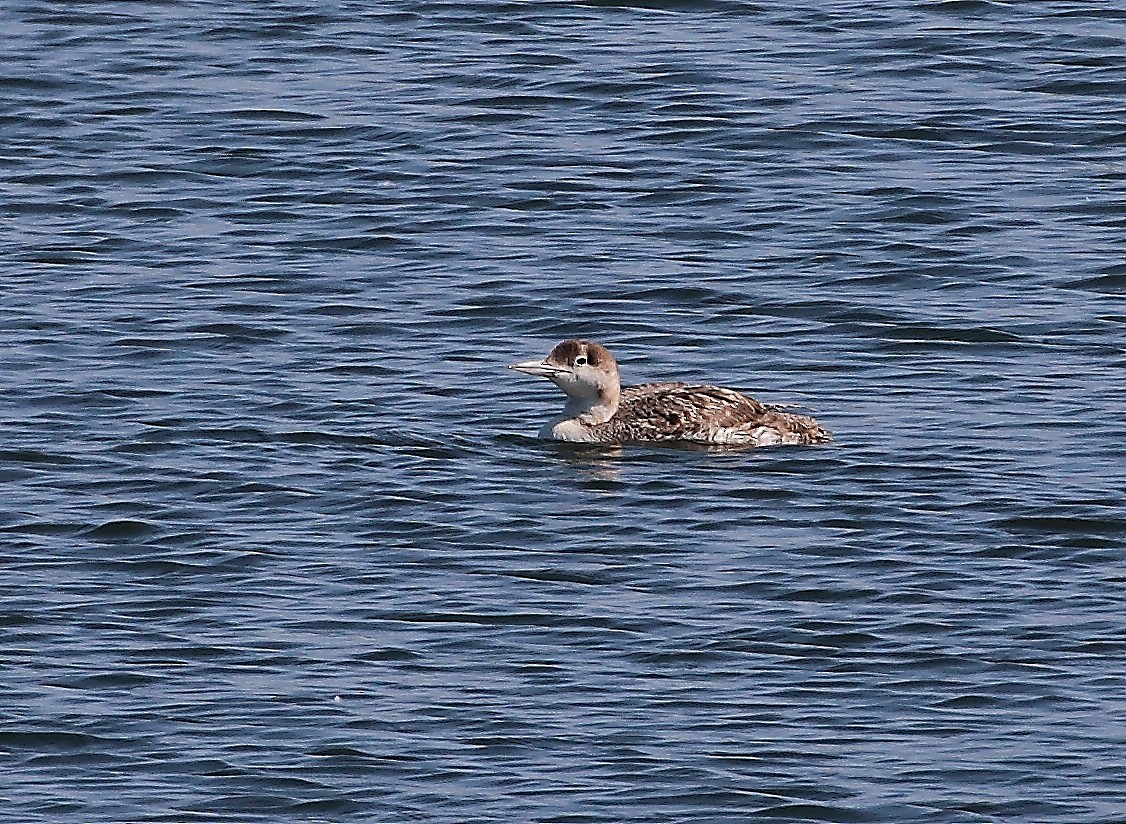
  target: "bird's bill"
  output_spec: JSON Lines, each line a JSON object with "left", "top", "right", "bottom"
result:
{"left": 508, "top": 359, "right": 570, "bottom": 378}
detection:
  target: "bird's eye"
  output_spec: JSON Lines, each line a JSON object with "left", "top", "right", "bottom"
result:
{"left": 574, "top": 356, "right": 587, "bottom": 366}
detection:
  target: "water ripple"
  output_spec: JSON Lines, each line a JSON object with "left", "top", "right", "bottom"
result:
{"left": 2, "top": 1, "right": 1125, "bottom": 823}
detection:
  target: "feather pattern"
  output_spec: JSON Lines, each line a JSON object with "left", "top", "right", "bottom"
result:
{"left": 600, "top": 383, "right": 830, "bottom": 445}
{"left": 509, "top": 339, "right": 831, "bottom": 447}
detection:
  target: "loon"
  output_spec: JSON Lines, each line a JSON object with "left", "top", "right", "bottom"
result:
{"left": 509, "top": 339, "right": 831, "bottom": 446}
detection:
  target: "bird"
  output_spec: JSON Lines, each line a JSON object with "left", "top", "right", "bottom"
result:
{"left": 508, "top": 339, "right": 831, "bottom": 446}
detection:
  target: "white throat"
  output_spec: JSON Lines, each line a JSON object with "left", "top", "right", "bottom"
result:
{"left": 563, "top": 395, "right": 615, "bottom": 425}
{"left": 539, "top": 385, "right": 618, "bottom": 442}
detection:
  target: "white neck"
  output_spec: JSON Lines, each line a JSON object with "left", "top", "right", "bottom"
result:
{"left": 564, "top": 396, "right": 616, "bottom": 425}
{"left": 539, "top": 397, "right": 617, "bottom": 442}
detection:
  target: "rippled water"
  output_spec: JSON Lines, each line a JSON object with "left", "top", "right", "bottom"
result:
{"left": 3, "top": 1, "right": 1125, "bottom": 822}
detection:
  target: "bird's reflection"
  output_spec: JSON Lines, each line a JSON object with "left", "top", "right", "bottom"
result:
{"left": 547, "top": 439, "right": 761, "bottom": 485}
{"left": 550, "top": 442, "right": 625, "bottom": 483}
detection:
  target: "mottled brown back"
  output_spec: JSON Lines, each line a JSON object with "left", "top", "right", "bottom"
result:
{"left": 592, "top": 383, "right": 831, "bottom": 445}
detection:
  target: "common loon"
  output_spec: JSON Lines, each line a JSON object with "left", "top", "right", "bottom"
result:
{"left": 509, "top": 339, "right": 831, "bottom": 446}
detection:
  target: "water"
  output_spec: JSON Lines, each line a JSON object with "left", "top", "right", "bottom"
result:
{"left": 2, "top": 1, "right": 1125, "bottom": 821}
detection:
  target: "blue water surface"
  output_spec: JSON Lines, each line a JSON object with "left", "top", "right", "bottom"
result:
{"left": 2, "top": 1, "right": 1125, "bottom": 822}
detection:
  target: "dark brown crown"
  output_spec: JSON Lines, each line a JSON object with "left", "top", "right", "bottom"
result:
{"left": 546, "top": 339, "right": 616, "bottom": 370}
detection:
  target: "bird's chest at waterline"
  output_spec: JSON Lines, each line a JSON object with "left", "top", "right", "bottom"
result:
{"left": 541, "top": 417, "right": 603, "bottom": 443}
